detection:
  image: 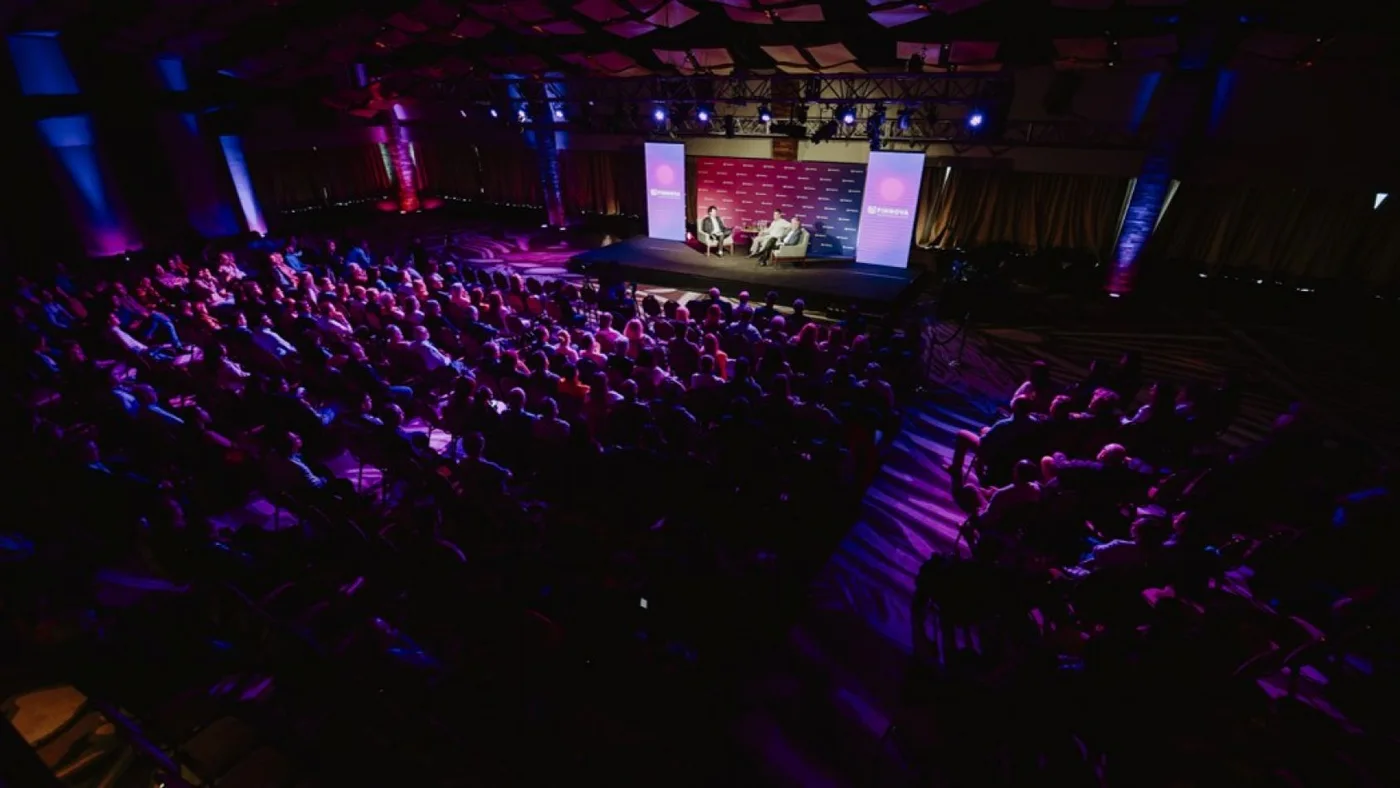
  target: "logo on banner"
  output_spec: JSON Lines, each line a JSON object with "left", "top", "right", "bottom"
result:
{"left": 867, "top": 205, "right": 910, "bottom": 217}
{"left": 879, "top": 177, "right": 906, "bottom": 202}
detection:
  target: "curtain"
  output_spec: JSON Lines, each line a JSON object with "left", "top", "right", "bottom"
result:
{"left": 246, "top": 144, "right": 391, "bottom": 212}
{"left": 1143, "top": 182, "right": 1378, "bottom": 281}
{"left": 914, "top": 165, "right": 949, "bottom": 247}
{"left": 919, "top": 169, "right": 1130, "bottom": 259}
{"left": 559, "top": 149, "right": 644, "bottom": 216}
{"left": 415, "top": 140, "right": 484, "bottom": 197}
{"left": 479, "top": 146, "right": 543, "bottom": 206}
{"left": 1354, "top": 195, "right": 1400, "bottom": 286}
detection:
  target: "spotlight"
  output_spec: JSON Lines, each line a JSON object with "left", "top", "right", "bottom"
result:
{"left": 489, "top": 107, "right": 499, "bottom": 118}
{"left": 758, "top": 106, "right": 772, "bottom": 123}
{"left": 897, "top": 107, "right": 912, "bottom": 131}
{"left": 811, "top": 119, "right": 838, "bottom": 144}
{"left": 553, "top": 108, "right": 565, "bottom": 120}
{"left": 653, "top": 106, "right": 667, "bottom": 122}
{"left": 517, "top": 108, "right": 528, "bottom": 121}
{"left": 697, "top": 108, "right": 710, "bottom": 123}
{"left": 839, "top": 106, "right": 856, "bottom": 125}
{"left": 967, "top": 111, "right": 985, "bottom": 129}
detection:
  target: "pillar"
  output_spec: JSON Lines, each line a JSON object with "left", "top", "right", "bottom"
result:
{"left": 8, "top": 32, "right": 140, "bottom": 256}
{"left": 387, "top": 109, "right": 420, "bottom": 213}
{"left": 152, "top": 56, "right": 242, "bottom": 237}
{"left": 532, "top": 118, "right": 567, "bottom": 227}
{"left": 1107, "top": 147, "right": 1174, "bottom": 294}
{"left": 1105, "top": 67, "right": 1219, "bottom": 294}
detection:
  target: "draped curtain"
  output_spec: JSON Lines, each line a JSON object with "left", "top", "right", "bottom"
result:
{"left": 415, "top": 140, "right": 484, "bottom": 196}
{"left": 1143, "top": 182, "right": 1384, "bottom": 282}
{"left": 479, "top": 146, "right": 542, "bottom": 206}
{"left": 918, "top": 168, "right": 1130, "bottom": 259}
{"left": 559, "top": 149, "right": 645, "bottom": 216}
{"left": 246, "top": 143, "right": 392, "bottom": 212}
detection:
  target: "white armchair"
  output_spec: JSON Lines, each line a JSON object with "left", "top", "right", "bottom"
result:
{"left": 698, "top": 225, "right": 735, "bottom": 257}
{"left": 772, "top": 227, "right": 810, "bottom": 265}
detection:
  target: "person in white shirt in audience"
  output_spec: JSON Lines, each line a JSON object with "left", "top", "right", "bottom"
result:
{"left": 252, "top": 314, "right": 298, "bottom": 359}
{"left": 316, "top": 303, "right": 354, "bottom": 338}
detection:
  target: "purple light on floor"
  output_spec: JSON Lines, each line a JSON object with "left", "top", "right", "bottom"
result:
{"left": 218, "top": 135, "right": 268, "bottom": 235}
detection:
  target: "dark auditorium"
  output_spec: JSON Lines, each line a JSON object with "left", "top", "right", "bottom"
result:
{"left": 5, "top": 1, "right": 1400, "bottom": 786}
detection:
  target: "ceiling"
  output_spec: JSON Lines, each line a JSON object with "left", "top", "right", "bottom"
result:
{"left": 4, "top": 0, "right": 1396, "bottom": 108}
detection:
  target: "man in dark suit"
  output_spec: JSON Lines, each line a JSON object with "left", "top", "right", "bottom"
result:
{"left": 700, "top": 206, "right": 734, "bottom": 256}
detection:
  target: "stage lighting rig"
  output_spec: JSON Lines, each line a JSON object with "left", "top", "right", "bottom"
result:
{"left": 811, "top": 119, "right": 838, "bottom": 144}
{"left": 795, "top": 104, "right": 808, "bottom": 123}
{"left": 652, "top": 106, "right": 668, "bottom": 123}
{"left": 723, "top": 116, "right": 737, "bottom": 138}
{"left": 758, "top": 105, "right": 773, "bottom": 123}
{"left": 838, "top": 105, "right": 856, "bottom": 125}
{"left": 897, "top": 106, "right": 913, "bottom": 131}
{"left": 696, "top": 104, "right": 713, "bottom": 123}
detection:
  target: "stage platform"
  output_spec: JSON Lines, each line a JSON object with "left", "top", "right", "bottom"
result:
{"left": 568, "top": 236, "right": 927, "bottom": 312}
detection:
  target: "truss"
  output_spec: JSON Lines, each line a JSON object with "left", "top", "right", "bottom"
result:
{"left": 536, "top": 112, "right": 1142, "bottom": 150}
{"left": 423, "top": 72, "right": 1012, "bottom": 108}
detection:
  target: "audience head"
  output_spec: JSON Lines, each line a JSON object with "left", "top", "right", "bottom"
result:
{"left": 1009, "top": 395, "right": 1035, "bottom": 418}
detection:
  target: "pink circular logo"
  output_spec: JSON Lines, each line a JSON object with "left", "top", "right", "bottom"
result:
{"left": 655, "top": 165, "right": 675, "bottom": 186}
{"left": 879, "top": 177, "right": 904, "bottom": 202}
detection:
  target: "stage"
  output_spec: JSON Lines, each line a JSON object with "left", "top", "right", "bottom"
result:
{"left": 568, "top": 237, "right": 927, "bottom": 312}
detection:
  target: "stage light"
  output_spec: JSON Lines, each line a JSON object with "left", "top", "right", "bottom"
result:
{"left": 517, "top": 108, "right": 528, "bottom": 121}
{"left": 967, "top": 111, "right": 985, "bottom": 128}
{"left": 653, "top": 106, "right": 667, "bottom": 122}
{"left": 840, "top": 106, "right": 856, "bottom": 125}
{"left": 696, "top": 104, "right": 713, "bottom": 123}
{"left": 897, "top": 108, "right": 912, "bottom": 131}
{"left": 758, "top": 106, "right": 772, "bottom": 123}
{"left": 489, "top": 108, "right": 499, "bottom": 118}
{"left": 811, "top": 119, "right": 838, "bottom": 144}
{"left": 723, "top": 116, "right": 737, "bottom": 138}
{"left": 553, "top": 108, "right": 565, "bottom": 120}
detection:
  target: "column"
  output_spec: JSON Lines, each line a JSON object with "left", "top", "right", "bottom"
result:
{"left": 8, "top": 32, "right": 140, "bottom": 256}
{"left": 152, "top": 56, "right": 243, "bottom": 237}
{"left": 1107, "top": 148, "right": 1174, "bottom": 294}
{"left": 1105, "top": 69, "right": 1216, "bottom": 294}
{"left": 533, "top": 121, "right": 566, "bottom": 227}
{"left": 387, "top": 109, "right": 420, "bottom": 213}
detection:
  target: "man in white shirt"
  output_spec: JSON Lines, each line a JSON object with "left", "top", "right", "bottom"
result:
{"left": 107, "top": 312, "right": 150, "bottom": 356}
{"left": 410, "top": 326, "right": 454, "bottom": 373}
{"left": 749, "top": 210, "right": 793, "bottom": 267}
{"left": 252, "top": 315, "right": 298, "bottom": 358}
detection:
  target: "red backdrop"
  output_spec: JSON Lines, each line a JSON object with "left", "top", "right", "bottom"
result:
{"left": 694, "top": 156, "right": 866, "bottom": 258}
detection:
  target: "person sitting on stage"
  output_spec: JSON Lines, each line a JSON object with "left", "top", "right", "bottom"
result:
{"left": 757, "top": 216, "right": 802, "bottom": 267}
{"left": 699, "top": 206, "right": 734, "bottom": 257}
{"left": 749, "top": 210, "right": 793, "bottom": 265}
